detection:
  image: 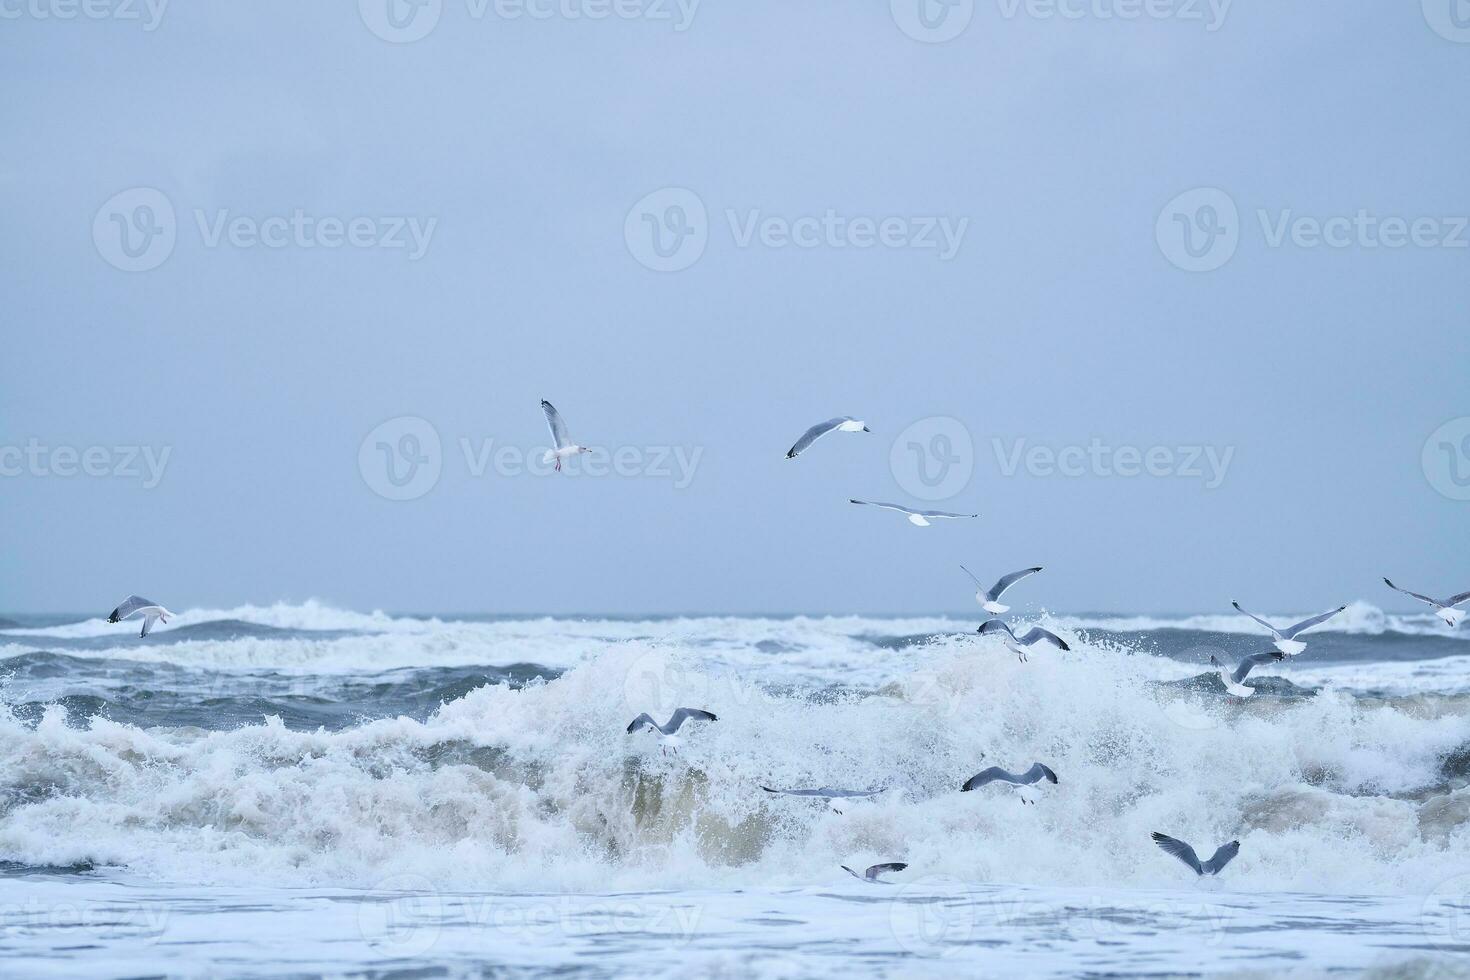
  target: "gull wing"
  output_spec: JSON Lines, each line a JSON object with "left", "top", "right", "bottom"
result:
{"left": 850, "top": 499, "right": 915, "bottom": 515}
{"left": 1232, "top": 651, "right": 1284, "bottom": 685}
{"left": 1017, "top": 626, "right": 1069, "bottom": 651}
{"left": 625, "top": 713, "right": 658, "bottom": 734}
{"left": 977, "top": 620, "right": 1017, "bottom": 641}
{"left": 541, "top": 399, "right": 573, "bottom": 450}
{"left": 1281, "top": 605, "right": 1347, "bottom": 639}
{"left": 961, "top": 767, "right": 1014, "bottom": 791}
{"left": 1151, "top": 832, "right": 1204, "bottom": 875}
{"left": 108, "top": 596, "right": 156, "bottom": 623}
{"left": 1202, "top": 841, "right": 1240, "bottom": 875}
{"left": 914, "top": 508, "right": 978, "bottom": 520}
{"left": 1231, "top": 601, "right": 1282, "bottom": 637}
{"left": 1021, "top": 763, "right": 1058, "bottom": 785}
{"left": 988, "top": 567, "right": 1043, "bottom": 602}
{"left": 1384, "top": 578, "right": 1442, "bottom": 608}
{"left": 865, "top": 863, "right": 908, "bottom": 880}
{"left": 785, "top": 418, "right": 849, "bottom": 459}
{"left": 762, "top": 786, "right": 882, "bottom": 799}
{"left": 1443, "top": 590, "right": 1470, "bottom": 608}
{"left": 667, "top": 707, "right": 717, "bottom": 732}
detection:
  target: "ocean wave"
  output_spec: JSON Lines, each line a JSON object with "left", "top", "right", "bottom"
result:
{"left": 1057, "top": 601, "right": 1465, "bottom": 640}
{"left": 1, "top": 634, "right": 1467, "bottom": 895}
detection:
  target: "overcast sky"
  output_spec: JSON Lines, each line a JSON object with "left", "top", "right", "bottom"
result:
{"left": 2, "top": 1, "right": 1466, "bottom": 615}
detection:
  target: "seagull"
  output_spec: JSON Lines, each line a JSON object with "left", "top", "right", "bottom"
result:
{"left": 762, "top": 785, "right": 885, "bottom": 814}
{"left": 1383, "top": 578, "right": 1470, "bottom": 628}
{"left": 785, "top": 417, "right": 869, "bottom": 459}
{"left": 1230, "top": 601, "right": 1346, "bottom": 656}
{"left": 962, "top": 566, "right": 1043, "bottom": 614}
{"left": 625, "top": 707, "right": 717, "bottom": 754}
{"left": 849, "top": 499, "right": 977, "bottom": 528}
{"left": 1210, "top": 651, "right": 1285, "bottom": 698}
{"left": 106, "top": 595, "right": 173, "bottom": 638}
{"left": 976, "top": 620, "right": 1070, "bottom": 662}
{"left": 540, "top": 399, "right": 590, "bottom": 471}
{"left": 840, "top": 862, "right": 908, "bottom": 884}
{"left": 1150, "top": 832, "right": 1240, "bottom": 877}
{"left": 961, "top": 763, "right": 1058, "bottom": 805}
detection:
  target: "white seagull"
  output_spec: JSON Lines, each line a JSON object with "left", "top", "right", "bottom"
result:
{"left": 961, "top": 763, "right": 1058, "bottom": 805}
{"left": 1383, "top": 578, "right": 1470, "bottom": 628}
{"left": 1151, "top": 832, "right": 1240, "bottom": 877}
{"left": 785, "top": 417, "right": 869, "bottom": 459}
{"left": 541, "top": 399, "right": 590, "bottom": 471}
{"left": 107, "top": 595, "right": 174, "bottom": 638}
{"left": 849, "top": 499, "right": 977, "bottom": 527}
{"left": 1210, "top": 651, "right": 1285, "bottom": 698}
{"left": 840, "top": 862, "right": 908, "bottom": 884}
{"left": 625, "top": 707, "right": 717, "bottom": 754}
{"left": 977, "top": 619, "right": 1070, "bottom": 662}
{"left": 962, "top": 565, "right": 1043, "bottom": 614}
{"left": 762, "top": 785, "right": 885, "bottom": 814}
{"left": 1231, "top": 601, "right": 1346, "bottom": 656}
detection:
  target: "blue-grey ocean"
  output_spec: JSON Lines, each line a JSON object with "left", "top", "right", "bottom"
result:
{"left": 3, "top": 602, "right": 1470, "bottom": 977}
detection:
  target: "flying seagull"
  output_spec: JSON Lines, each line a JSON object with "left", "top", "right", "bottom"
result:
{"left": 1210, "top": 651, "right": 1285, "bottom": 698}
{"left": 961, "top": 763, "right": 1058, "bottom": 804}
{"left": 977, "top": 620, "right": 1070, "bottom": 662}
{"left": 962, "top": 566, "right": 1043, "bottom": 614}
{"left": 840, "top": 862, "right": 908, "bottom": 884}
{"left": 1150, "top": 832, "right": 1240, "bottom": 877}
{"left": 1230, "top": 601, "right": 1346, "bottom": 656}
{"left": 540, "top": 399, "right": 590, "bottom": 471}
{"left": 106, "top": 596, "right": 173, "bottom": 638}
{"left": 625, "top": 707, "right": 717, "bottom": 754}
{"left": 785, "top": 417, "right": 869, "bottom": 459}
{"left": 849, "top": 499, "right": 977, "bottom": 528}
{"left": 1383, "top": 578, "right": 1470, "bottom": 628}
{"left": 762, "top": 785, "right": 884, "bottom": 814}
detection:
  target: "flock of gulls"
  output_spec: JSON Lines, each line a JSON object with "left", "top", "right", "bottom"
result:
{"left": 102, "top": 402, "right": 1469, "bottom": 886}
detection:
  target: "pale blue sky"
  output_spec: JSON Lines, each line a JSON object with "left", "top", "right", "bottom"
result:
{"left": 2, "top": 1, "right": 1466, "bottom": 614}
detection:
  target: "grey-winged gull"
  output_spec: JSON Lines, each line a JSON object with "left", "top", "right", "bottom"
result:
{"left": 1210, "top": 651, "right": 1285, "bottom": 698}
{"left": 1383, "top": 578, "right": 1470, "bottom": 628}
{"left": 841, "top": 862, "right": 908, "bottom": 883}
{"left": 626, "top": 707, "right": 717, "bottom": 754}
{"left": 541, "top": 399, "right": 590, "bottom": 471}
{"left": 977, "top": 619, "right": 1069, "bottom": 662}
{"left": 107, "top": 596, "right": 173, "bottom": 638}
{"left": 849, "top": 499, "right": 977, "bottom": 528}
{"left": 1151, "top": 832, "right": 1240, "bottom": 877}
{"left": 1230, "top": 600, "right": 1346, "bottom": 656}
{"left": 785, "top": 417, "right": 869, "bottom": 459}
{"left": 961, "top": 763, "right": 1058, "bottom": 804}
{"left": 962, "top": 565, "right": 1043, "bottom": 614}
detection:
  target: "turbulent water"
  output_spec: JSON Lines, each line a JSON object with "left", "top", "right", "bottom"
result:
{"left": 3, "top": 602, "right": 1470, "bottom": 977}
